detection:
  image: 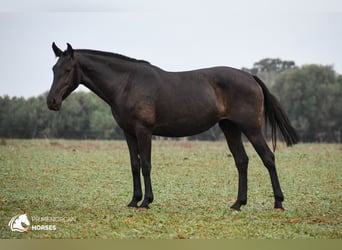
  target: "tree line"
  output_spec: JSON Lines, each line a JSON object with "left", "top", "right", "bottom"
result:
{"left": 0, "top": 58, "right": 341, "bottom": 142}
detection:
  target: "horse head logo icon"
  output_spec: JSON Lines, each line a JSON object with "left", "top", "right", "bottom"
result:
{"left": 8, "top": 214, "right": 30, "bottom": 232}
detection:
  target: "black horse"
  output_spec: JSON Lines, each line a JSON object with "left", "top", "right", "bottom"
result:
{"left": 47, "top": 43, "right": 298, "bottom": 211}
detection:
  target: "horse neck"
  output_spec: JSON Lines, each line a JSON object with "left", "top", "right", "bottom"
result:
{"left": 76, "top": 52, "right": 136, "bottom": 105}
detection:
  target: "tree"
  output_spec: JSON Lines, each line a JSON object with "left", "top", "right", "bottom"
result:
{"left": 242, "top": 58, "right": 297, "bottom": 86}
{"left": 0, "top": 96, "right": 31, "bottom": 138}
{"left": 49, "top": 92, "right": 121, "bottom": 139}
{"left": 0, "top": 92, "right": 122, "bottom": 139}
{"left": 272, "top": 64, "right": 342, "bottom": 142}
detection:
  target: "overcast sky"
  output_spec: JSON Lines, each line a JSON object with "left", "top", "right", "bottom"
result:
{"left": 1, "top": 0, "right": 341, "bottom": 98}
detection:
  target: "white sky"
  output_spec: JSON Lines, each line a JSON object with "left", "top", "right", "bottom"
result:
{"left": 1, "top": 0, "right": 342, "bottom": 97}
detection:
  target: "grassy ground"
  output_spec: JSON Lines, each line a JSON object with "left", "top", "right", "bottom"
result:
{"left": 0, "top": 139, "right": 341, "bottom": 239}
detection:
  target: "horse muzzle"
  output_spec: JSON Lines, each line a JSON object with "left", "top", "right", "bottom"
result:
{"left": 47, "top": 97, "right": 61, "bottom": 111}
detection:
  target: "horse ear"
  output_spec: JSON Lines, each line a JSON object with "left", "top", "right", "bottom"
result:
{"left": 52, "top": 42, "right": 63, "bottom": 57}
{"left": 66, "top": 43, "right": 74, "bottom": 58}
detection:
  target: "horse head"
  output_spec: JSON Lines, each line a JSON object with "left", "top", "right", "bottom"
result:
{"left": 47, "top": 42, "right": 81, "bottom": 111}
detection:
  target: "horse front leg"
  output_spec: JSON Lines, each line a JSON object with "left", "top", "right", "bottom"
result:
{"left": 136, "top": 127, "right": 154, "bottom": 209}
{"left": 125, "top": 132, "right": 142, "bottom": 208}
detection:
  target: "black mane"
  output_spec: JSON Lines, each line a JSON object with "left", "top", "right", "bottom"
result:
{"left": 75, "top": 49, "right": 150, "bottom": 65}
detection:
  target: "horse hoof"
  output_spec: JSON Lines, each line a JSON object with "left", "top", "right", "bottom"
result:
{"left": 274, "top": 207, "right": 285, "bottom": 212}
{"left": 230, "top": 207, "right": 240, "bottom": 212}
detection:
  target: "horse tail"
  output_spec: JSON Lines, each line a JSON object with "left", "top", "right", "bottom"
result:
{"left": 253, "top": 75, "right": 299, "bottom": 150}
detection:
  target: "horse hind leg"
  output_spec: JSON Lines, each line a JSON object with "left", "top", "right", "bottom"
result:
{"left": 219, "top": 120, "right": 249, "bottom": 211}
{"left": 244, "top": 128, "right": 285, "bottom": 210}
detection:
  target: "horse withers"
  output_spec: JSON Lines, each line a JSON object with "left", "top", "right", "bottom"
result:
{"left": 47, "top": 43, "right": 299, "bottom": 211}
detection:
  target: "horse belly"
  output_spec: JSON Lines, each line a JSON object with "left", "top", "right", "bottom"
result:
{"left": 153, "top": 105, "right": 219, "bottom": 137}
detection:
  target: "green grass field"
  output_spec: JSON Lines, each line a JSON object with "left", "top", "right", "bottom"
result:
{"left": 0, "top": 139, "right": 341, "bottom": 239}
